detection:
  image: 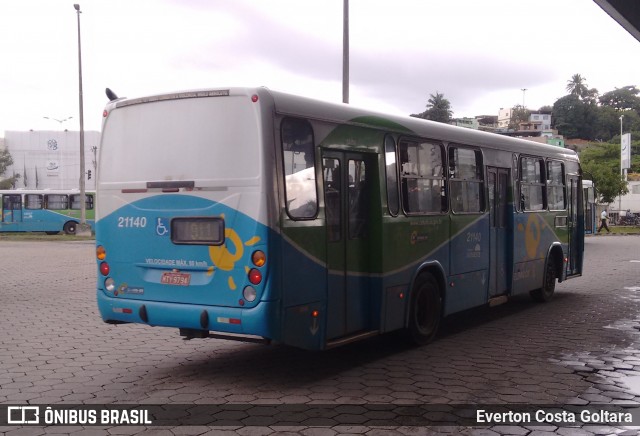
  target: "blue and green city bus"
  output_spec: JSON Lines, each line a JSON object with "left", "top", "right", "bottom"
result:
{"left": 95, "top": 87, "right": 584, "bottom": 350}
{"left": 1, "top": 189, "right": 95, "bottom": 235}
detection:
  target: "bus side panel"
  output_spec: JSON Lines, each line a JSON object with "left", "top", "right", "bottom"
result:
{"left": 511, "top": 212, "right": 561, "bottom": 294}
{"left": 447, "top": 214, "right": 490, "bottom": 313}
{"left": 278, "top": 220, "right": 327, "bottom": 349}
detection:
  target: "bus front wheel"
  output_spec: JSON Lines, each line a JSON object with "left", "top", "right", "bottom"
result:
{"left": 63, "top": 221, "right": 78, "bottom": 235}
{"left": 407, "top": 273, "right": 442, "bottom": 345}
{"left": 530, "top": 257, "right": 556, "bottom": 302}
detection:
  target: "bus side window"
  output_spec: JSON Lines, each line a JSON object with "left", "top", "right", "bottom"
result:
{"left": 281, "top": 118, "right": 317, "bottom": 219}
{"left": 546, "top": 160, "right": 566, "bottom": 210}
{"left": 448, "top": 146, "right": 484, "bottom": 213}
{"left": 399, "top": 139, "right": 445, "bottom": 214}
{"left": 70, "top": 194, "right": 94, "bottom": 210}
{"left": 25, "top": 194, "right": 43, "bottom": 210}
{"left": 384, "top": 135, "right": 399, "bottom": 216}
{"left": 3, "top": 194, "right": 22, "bottom": 210}
{"left": 45, "top": 194, "right": 68, "bottom": 210}
{"left": 519, "top": 156, "right": 546, "bottom": 211}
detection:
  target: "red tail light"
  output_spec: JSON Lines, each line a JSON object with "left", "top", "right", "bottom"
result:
{"left": 248, "top": 268, "right": 262, "bottom": 285}
{"left": 100, "top": 262, "right": 110, "bottom": 276}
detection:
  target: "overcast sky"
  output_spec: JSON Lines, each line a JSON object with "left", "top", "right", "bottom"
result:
{"left": 1, "top": 0, "right": 639, "bottom": 135}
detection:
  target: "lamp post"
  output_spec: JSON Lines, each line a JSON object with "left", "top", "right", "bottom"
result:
{"left": 620, "top": 114, "right": 625, "bottom": 177}
{"left": 74, "top": 4, "right": 87, "bottom": 231}
{"left": 521, "top": 88, "right": 527, "bottom": 108}
{"left": 342, "top": 0, "right": 349, "bottom": 104}
{"left": 619, "top": 114, "right": 624, "bottom": 215}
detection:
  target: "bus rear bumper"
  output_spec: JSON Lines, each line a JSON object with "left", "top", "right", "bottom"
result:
{"left": 96, "top": 290, "right": 278, "bottom": 340}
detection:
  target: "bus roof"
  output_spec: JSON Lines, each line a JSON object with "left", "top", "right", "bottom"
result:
{"left": 267, "top": 88, "right": 579, "bottom": 162}
{"left": 105, "top": 86, "right": 579, "bottom": 162}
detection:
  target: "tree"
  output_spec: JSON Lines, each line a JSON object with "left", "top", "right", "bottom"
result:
{"left": 508, "top": 104, "right": 531, "bottom": 130}
{"left": 411, "top": 92, "right": 453, "bottom": 123}
{"left": 599, "top": 86, "right": 640, "bottom": 112}
{"left": 580, "top": 142, "right": 629, "bottom": 204}
{"left": 553, "top": 94, "right": 599, "bottom": 139}
{"left": 566, "top": 74, "right": 589, "bottom": 99}
{"left": 0, "top": 149, "right": 20, "bottom": 189}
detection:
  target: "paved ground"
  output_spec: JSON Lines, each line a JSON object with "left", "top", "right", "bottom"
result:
{"left": 1, "top": 235, "right": 640, "bottom": 435}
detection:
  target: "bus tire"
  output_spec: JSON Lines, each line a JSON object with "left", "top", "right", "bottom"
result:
{"left": 407, "top": 273, "right": 442, "bottom": 345}
{"left": 530, "top": 257, "right": 556, "bottom": 302}
{"left": 63, "top": 221, "right": 78, "bottom": 235}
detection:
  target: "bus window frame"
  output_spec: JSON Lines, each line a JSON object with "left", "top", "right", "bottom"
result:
{"left": 518, "top": 155, "right": 547, "bottom": 212}
{"left": 70, "top": 194, "right": 94, "bottom": 210}
{"left": 45, "top": 194, "right": 69, "bottom": 211}
{"left": 447, "top": 144, "right": 485, "bottom": 215}
{"left": 546, "top": 159, "right": 567, "bottom": 211}
{"left": 398, "top": 137, "right": 447, "bottom": 216}
{"left": 280, "top": 117, "right": 319, "bottom": 221}
{"left": 383, "top": 134, "right": 400, "bottom": 216}
{"left": 25, "top": 194, "right": 44, "bottom": 210}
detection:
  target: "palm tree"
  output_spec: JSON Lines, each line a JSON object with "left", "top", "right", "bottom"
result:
{"left": 566, "top": 74, "right": 589, "bottom": 99}
{"left": 411, "top": 92, "right": 453, "bottom": 123}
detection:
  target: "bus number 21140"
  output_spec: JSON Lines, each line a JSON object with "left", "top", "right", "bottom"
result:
{"left": 117, "top": 216, "right": 148, "bottom": 228}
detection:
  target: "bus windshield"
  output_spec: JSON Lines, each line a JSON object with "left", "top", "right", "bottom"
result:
{"left": 99, "top": 96, "right": 261, "bottom": 185}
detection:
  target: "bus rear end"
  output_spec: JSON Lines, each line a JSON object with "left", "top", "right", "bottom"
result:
{"left": 96, "top": 88, "right": 278, "bottom": 343}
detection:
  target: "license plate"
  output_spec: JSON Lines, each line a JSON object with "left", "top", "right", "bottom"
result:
{"left": 161, "top": 272, "right": 191, "bottom": 286}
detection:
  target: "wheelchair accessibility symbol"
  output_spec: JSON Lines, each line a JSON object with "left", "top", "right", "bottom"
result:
{"left": 156, "top": 218, "right": 170, "bottom": 236}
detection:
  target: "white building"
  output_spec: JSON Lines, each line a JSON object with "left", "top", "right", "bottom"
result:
{"left": 3, "top": 130, "right": 99, "bottom": 190}
{"left": 497, "top": 108, "right": 511, "bottom": 129}
{"left": 612, "top": 180, "right": 640, "bottom": 215}
{"left": 497, "top": 108, "right": 552, "bottom": 131}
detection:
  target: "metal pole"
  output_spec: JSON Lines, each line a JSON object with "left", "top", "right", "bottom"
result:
{"left": 619, "top": 114, "right": 624, "bottom": 215}
{"left": 342, "top": 0, "right": 349, "bottom": 104}
{"left": 521, "top": 88, "right": 527, "bottom": 108}
{"left": 74, "top": 4, "right": 86, "bottom": 227}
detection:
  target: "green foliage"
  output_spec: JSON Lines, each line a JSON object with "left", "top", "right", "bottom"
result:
{"left": 0, "top": 149, "right": 21, "bottom": 189}
{"left": 508, "top": 104, "right": 530, "bottom": 130}
{"left": 580, "top": 142, "right": 629, "bottom": 204}
{"left": 411, "top": 92, "right": 453, "bottom": 124}
{"left": 566, "top": 74, "right": 590, "bottom": 99}
{"left": 599, "top": 86, "right": 640, "bottom": 111}
{"left": 553, "top": 94, "right": 599, "bottom": 139}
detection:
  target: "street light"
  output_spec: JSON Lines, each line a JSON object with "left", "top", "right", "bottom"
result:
{"left": 73, "top": 3, "right": 87, "bottom": 232}
{"left": 342, "top": 0, "right": 349, "bottom": 104}
{"left": 521, "top": 88, "right": 527, "bottom": 108}
{"left": 618, "top": 114, "right": 624, "bottom": 214}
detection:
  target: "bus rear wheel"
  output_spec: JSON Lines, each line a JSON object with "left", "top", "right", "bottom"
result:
{"left": 63, "top": 221, "right": 77, "bottom": 235}
{"left": 407, "top": 273, "right": 442, "bottom": 345}
{"left": 530, "top": 257, "right": 556, "bottom": 302}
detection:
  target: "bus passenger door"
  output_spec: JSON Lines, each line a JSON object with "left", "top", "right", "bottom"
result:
{"left": 2, "top": 194, "right": 22, "bottom": 224}
{"left": 566, "top": 176, "right": 583, "bottom": 276}
{"left": 487, "top": 167, "right": 510, "bottom": 297}
{"left": 322, "top": 151, "right": 373, "bottom": 341}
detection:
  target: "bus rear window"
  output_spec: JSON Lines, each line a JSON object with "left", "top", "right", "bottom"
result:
{"left": 99, "top": 96, "right": 261, "bottom": 184}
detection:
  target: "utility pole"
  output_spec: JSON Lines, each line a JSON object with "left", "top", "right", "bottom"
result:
{"left": 342, "top": 0, "right": 349, "bottom": 104}
{"left": 74, "top": 3, "right": 89, "bottom": 234}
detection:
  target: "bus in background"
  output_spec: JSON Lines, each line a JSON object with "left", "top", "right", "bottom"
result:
{"left": 95, "top": 87, "right": 583, "bottom": 350}
{"left": 0, "top": 189, "right": 95, "bottom": 235}
{"left": 583, "top": 180, "right": 597, "bottom": 234}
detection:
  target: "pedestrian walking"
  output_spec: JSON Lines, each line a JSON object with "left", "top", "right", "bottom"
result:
{"left": 598, "top": 209, "right": 610, "bottom": 233}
